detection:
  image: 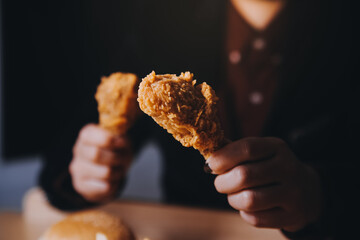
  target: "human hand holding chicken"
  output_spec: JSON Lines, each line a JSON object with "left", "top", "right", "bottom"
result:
{"left": 207, "top": 137, "right": 323, "bottom": 232}
{"left": 70, "top": 73, "right": 139, "bottom": 203}
{"left": 70, "top": 124, "right": 133, "bottom": 202}
{"left": 138, "top": 71, "right": 323, "bottom": 232}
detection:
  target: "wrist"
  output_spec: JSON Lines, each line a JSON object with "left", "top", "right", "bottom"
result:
{"left": 304, "top": 164, "right": 323, "bottom": 225}
{"left": 281, "top": 164, "right": 329, "bottom": 239}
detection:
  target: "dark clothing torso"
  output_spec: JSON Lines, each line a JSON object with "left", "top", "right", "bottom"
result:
{"left": 39, "top": 1, "right": 358, "bottom": 239}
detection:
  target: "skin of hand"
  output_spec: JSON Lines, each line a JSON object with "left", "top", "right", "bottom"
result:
{"left": 207, "top": 137, "right": 322, "bottom": 232}
{"left": 69, "top": 123, "right": 133, "bottom": 203}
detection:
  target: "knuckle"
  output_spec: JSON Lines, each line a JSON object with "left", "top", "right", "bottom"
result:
{"left": 234, "top": 166, "right": 249, "bottom": 186}
{"left": 69, "top": 160, "right": 79, "bottom": 175}
{"left": 68, "top": 161, "right": 75, "bottom": 173}
{"left": 241, "top": 212, "right": 264, "bottom": 227}
{"left": 102, "top": 167, "right": 112, "bottom": 180}
{"left": 227, "top": 195, "right": 238, "bottom": 210}
{"left": 240, "top": 139, "right": 253, "bottom": 158}
{"left": 72, "top": 143, "right": 79, "bottom": 155}
{"left": 209, "top": 160, "right": 222, "bottom": 174}
{"left": 93, "top": 181, "right": 111, "bottom": 196}
{"left": 102, "top": 182, "right": 112, "bottom": 194}
{"left": 241, "top": 190, "right": 256, "bottom": 210}
{"left": 72, "top": 178, "right": 84, "bottom": 193}
{"left": 84, "top": 123, "right": 97, "bottom": 130}
{"left": 250, "top": 216, "right": 264, "bottom": 228}
{"left": 72, "top": 182, "right": 81, "bottom": 193}
{"left": 106, "top": 151, "right": 117, "bottom": 162}
{"left": 214, "top": 176, "right": 226, "bottom": 193}
{"left": 103, "top": 136, "right": 113, "bottom": 147}
{"left": 92, "top": 147, "right": 102, "bottom": 161}
{"left": 78, "top": 125, "right": 91, "bottom": 140}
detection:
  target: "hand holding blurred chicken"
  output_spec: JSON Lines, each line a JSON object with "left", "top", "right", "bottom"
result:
{"left": 68, "top": 72, "right": 139, "bottom": 203}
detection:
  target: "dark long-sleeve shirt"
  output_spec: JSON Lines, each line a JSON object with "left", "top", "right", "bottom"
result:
{"left": 39, "top": 1, "right": 358, "bottom": 239}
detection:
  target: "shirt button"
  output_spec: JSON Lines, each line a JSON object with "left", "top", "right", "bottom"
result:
{"left": 253, "top": 38, "right": 266, "bottom": 50}
{"left": 229, "top": 50, "right": 242, "bottom": 64}
{"left": 249, "top": 91, "right": 263, "bottom": 105}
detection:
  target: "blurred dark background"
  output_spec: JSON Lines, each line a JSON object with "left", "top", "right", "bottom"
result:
{"left": 3, "top": 0, "right": 356, "bottom": 161}
{"left": 0, "top": 0, "right": 162, "bottom": 209}
{"left": 1, "top": 0, "right": 139, "bottom": 160}
{"left": 1, "top": 0, "right": 83, "bottom": 159}
{"left": 0, "top": 0, "right": 358, "bottom": 210}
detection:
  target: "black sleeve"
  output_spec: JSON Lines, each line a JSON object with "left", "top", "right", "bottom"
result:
{"left": 38, "top": 105, "right": 156, "bottom": 211}
{"left": 280, "top": 74, "right": 359, "bottom": 239}
{"left": 35, "top": 0, "right": 157, "bottom": 209}
{"left": 281, "top": 2, "right": 359, "bottom": 238}
{"left": 38, "top": 101, "right": 99, "bottom": 210}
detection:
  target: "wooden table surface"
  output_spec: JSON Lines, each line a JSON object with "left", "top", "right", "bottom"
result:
{"left": 0, "top": 188, "right": 287, "bottom": 240}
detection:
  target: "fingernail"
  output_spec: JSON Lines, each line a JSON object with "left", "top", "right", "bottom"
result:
{"left": 203, "top": 162, "right": 213, "bottom": 174}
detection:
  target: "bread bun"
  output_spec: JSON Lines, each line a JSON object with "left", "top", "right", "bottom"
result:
{"left": 41, "top": 210, "right": 135, "bottom": 240}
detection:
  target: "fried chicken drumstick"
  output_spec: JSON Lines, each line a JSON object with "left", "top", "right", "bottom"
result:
{"left": 137, "top": 71, "right": 225, "bottom": 159}
{"left": 95, "top": 72, "right": 139, "bottom": 135}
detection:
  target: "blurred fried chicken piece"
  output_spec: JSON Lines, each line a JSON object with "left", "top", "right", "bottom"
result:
{"left": 95, "top": 72, "right": 139, "bottom": 135}
{"left": 138, "top": 71, "right": 225, "bottom": 159}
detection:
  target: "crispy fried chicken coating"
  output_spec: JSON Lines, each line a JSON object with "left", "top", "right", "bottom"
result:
{"left": 137, "top": 71, "right": 225, "bottom": 159}
{"left": 95, "top": 72, "right": 139, "bottom": 135}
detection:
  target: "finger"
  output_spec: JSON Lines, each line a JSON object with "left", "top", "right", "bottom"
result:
{"left": 227, "top": 184, "right": 284, "bottom": 212}
{"left": 207, "top": 137, "right": 283, "bottom": 174}
{"left": 214, "top": 159, "right": 280, "bottom": 194}
{"left": 70, "top": 159, "right": 124, "bottom": 181}
{"left": 73, "top": 179, "right": 116, "bottom": 203}
{"left": 78, "top": 124, "right": 130, "bottom": 149}
{"left": 74, "top": 142, "right": 131, "bottom": 166}
{"left": 240, "top": 207, "right": 291, "bottom": 229}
